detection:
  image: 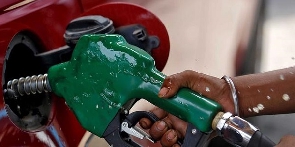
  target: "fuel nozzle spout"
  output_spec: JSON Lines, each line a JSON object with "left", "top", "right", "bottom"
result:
{"left": 5, "top": 74, "right": 51, "bottom": 98}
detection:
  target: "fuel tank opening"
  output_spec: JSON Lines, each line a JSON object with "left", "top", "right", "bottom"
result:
{"left": 2, "top": 32, "right": 54, "bottom": 132}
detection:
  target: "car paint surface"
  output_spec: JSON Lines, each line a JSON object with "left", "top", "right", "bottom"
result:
{"left": 0, "top": 0, "right": 109, "bottom": 146}
{"left": 0, "top": 1, "right": 170, "bottom": 146}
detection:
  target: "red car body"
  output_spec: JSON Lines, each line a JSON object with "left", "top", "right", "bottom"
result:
{"left": 0, "top": 0, "right": 169, "bottom": 146}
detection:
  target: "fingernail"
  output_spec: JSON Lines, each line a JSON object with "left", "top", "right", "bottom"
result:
{"left": 139, "top": 121, "right": 147, "bottom": 128}
{"left": 158, "top": 87, "right": 170, "bottom": 97}
{"left": 167, "top": 130, "right": 177, "bottom": 141}
{"left": 156, "top": 121, "right": 166, "bottom": 131}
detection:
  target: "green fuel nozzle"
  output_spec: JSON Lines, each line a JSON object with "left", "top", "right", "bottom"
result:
{"left": 6, "top": 34, "right": 222, "bottom": 138}
{"left": 6, "top": 34, "right": 278, "bottom": 147}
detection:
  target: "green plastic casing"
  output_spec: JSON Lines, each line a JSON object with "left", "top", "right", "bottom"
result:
{"left": 47, "top": 34, "right": 222, "bottom": 137}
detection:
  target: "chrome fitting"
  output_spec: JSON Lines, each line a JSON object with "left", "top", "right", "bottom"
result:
{"left": 216, "top": 112, "right": 259, "bottom": 147}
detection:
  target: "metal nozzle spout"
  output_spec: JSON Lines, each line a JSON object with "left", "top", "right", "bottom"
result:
{"left": 6, "top": 74, "right": 52, "bottom": 98}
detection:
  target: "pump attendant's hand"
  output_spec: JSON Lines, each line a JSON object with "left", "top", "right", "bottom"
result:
{"left": 139, "top": 70, "right": 234, "bottom": 147}
{"left": 140, "top": 67, "right": 295, "bottom": 146}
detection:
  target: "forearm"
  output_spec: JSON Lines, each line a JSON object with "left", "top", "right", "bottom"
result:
{"left": 232, "top": 67, "right": 295, "bottom": 117}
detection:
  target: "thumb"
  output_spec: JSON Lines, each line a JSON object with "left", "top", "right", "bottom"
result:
{"left": 158, "top": 70, "right": 200, "bottom": 98}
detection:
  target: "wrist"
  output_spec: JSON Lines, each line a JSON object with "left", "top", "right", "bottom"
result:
{"left": 221, "top": 75, "right": 244, "bottom": 116}
{"left": 222, "top": 75, "right": 239, "bottom": 116}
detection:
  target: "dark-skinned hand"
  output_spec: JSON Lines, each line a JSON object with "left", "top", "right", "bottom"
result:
{"left": 139, "top": 70, "right": 234, "bottom": 147}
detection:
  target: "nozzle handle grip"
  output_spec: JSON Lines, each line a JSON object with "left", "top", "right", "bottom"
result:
{"left": 247, "top": 131, "right": 276, "bottom": 147}
{"left": 139, "top": 70, "right": 222, "bottom": 133}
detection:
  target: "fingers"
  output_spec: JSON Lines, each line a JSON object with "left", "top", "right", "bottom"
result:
{"left": 148, "top": 114, "right": 187, "bottom": 147}
{"left": 158, "top": 70, "right": 232, "bottom": 110}
{"left": 151, "top": 107, "right": 169, "bottom": 119}
{"left": 139, "top": 107, "right": 168, "bottom": 129}
{"left": 139, "top": 117, "right": 153, "bottom": 129}
{"left": 159, "top": 70, "right": 197, "bottom": 98}
{"left": 149, "top": 121, "right": 169, "bottom": 140}
{"left": 139, "top": 107, "right": 188, "bottom": 147}
{"left": 166, "top": 114, "right": 187, "bottom": 138}
{"left": 159, "top": 70, "right": 218, "bottom": 98}
{"left": 149, "top": 123, "right": 180, "bottom": 147}
{"left": 160, "top": 129, "right": 179, "bottom": 147}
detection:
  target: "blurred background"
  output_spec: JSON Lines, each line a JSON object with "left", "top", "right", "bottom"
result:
{"left": 80, "top": 0, "right": 295, "bottom": 146}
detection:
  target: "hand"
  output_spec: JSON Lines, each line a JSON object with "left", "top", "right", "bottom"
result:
{"left": 139, "top": 70, "right": 234, "bottom": 147}
{"left": 275, "top": 135, "right": 295, "bottom": 147}
{"left": 140, "top": 107, "right": 187, "bottom": 147}
{"left": 158, "top": 70, "right": 235, "bottom": 113}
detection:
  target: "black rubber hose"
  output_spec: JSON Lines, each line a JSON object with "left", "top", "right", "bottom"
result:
{"left": 247, "top": 131, "right": 276, "bottom": 147}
